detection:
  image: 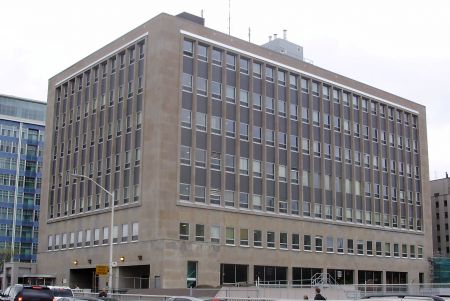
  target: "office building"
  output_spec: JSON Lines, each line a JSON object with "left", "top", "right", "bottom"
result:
{"left": 38, "top": 12, "right": 431, "bottom": 289}
{"left": 0, "top": 94, "right": 46, "bottom": 287}
{"left": 431, "top": 176, "right": 450, "bottom": 256}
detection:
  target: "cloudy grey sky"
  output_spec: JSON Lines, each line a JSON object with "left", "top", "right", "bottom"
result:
{"left": 1, "top": 0, "right": 449, "bottom": 179}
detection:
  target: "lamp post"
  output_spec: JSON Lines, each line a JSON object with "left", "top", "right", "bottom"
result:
{"left": 72, "top": 174, "right": 115, "bottom": 292}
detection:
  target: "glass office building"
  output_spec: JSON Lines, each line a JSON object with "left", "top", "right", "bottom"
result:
{"left": 0, "top": 94, "right": 45, "bottom": 262}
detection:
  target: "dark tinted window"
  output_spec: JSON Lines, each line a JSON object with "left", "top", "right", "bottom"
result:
{"left": 18, "top": 286, "right": 53, "bottom": 301}
{"left": 51, "top": 288, "right": 73, "bottom": 297}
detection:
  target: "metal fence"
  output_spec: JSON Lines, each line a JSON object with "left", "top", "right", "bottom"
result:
{"left": 75, "top": 283, "right": 450, "bottom": 301}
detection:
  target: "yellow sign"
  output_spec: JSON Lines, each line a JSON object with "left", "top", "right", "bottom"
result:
{"left": 96, "top": 265, "right": 109, "bottom": 275}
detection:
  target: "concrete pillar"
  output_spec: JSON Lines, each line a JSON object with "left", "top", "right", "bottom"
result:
{"left": 248, "top": 264, "right": 254, "bottom": 285}
{"left": 287, "top": 266, "right": 292, "bottom": 285}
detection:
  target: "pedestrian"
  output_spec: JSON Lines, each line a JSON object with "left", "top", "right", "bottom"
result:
{"left": 314, "top": 287, "right": 326, "bottom": 300}
{"left": 98, "top": 288, "right": 107, "bottom": 297}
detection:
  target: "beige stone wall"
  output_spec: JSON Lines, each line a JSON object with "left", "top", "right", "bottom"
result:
{"left": 38, "top": 13, "right": 432, "bottom": 288}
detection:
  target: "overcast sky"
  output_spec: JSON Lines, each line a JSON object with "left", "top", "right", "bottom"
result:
{"left": 1, "top": 0, "right": 449, "bottom": 180}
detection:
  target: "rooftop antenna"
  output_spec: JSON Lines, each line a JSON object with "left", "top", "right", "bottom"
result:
{"left": 248, "top": 27, "right": 251, "bottom": 42}
{"left": 201, "top": 9, "right": 203, "bottom": 18}
{"left": 228, "top": 0, "right": 231, "bottom": 35}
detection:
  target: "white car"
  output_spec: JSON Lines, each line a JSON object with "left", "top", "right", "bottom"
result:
{"left": 47, "top": 286, "right": 74, "bottom": 300}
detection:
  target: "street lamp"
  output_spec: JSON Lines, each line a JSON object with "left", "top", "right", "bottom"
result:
{"left": 72, "top": 174, "right": 115, "bottom": 292}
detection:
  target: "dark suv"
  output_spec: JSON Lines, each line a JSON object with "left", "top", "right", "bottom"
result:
{"left": 0, "top": 285, "right": 54, "bottom": 301}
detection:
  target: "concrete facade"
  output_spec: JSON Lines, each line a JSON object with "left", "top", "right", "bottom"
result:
{"left": 430, "top": 176, "right": 450, "bottom": 256}
{"left": 37, "top": 13, "right": 431, "bottom": 290}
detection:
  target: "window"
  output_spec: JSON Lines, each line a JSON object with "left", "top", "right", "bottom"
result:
{"left": 121, "top": 224, "right": 129, "bottom": 242}
{"left": 366, "top": 241, "right": 373, "bottom": 255}
{"left": 278, "top": 165, "right": 287, "bottom": 182}
{"left": 393, "top": 243, "right": 399, "bottom": 257}
{"left": 313, "top": 110, "right": 320, "bottom": 126}
{"left": 240, "top": 228, "right": 249, "bottom": 246}
{"left": 182, "top": 73, "right": 193, "bottom": 92}
{"left": 266, "top": 196, "right": 275, "bottom": 212}
{"left": 253, "top": 160, "right": 262, "bottom": 177}
{"left": 253, "top": 93, "right": 262, "bottom": 110}
{"left": 302, "top": 139, "right": 310, "bottom": 155}
{"left": 239, "top": 158, "right": 249, "bottom": 175}
{"left": 211, "top": 116, "right": 221, "bottom": 134}
{"left": 292, "top": 234, "right": 300, "bottom": 250}
{"left": 402, "top": 244, "right": 408, "bottom": 258}
{"left": 212, "top": 49, "right": 222, "bottom": 66}
{"left": 211, "top": 152, "right": 221, "bottom": 170}
{"left": 239, "top": 192, "right": 248, "bottom": 208}
{"left": 314, "top": 141, "right": 321, "bottom": 157}
{"left": 266, "top": 162, "right": 275, "bottom": 180}
{"left": 267, "top": 231, "right": 275, "bottom": 248}
{"left": 278, "top": 100, "right": 286, "bottom": 117}
{"left": 180, "top": 223, "right": 189, "bottom": 240}
{"left": 195, "top": 224, "right": 205, "bottom": 242}
{"left": 266, "top": 97, "right": 274, "bottom": 114}
{"left": 280, "top": 232, "right": 288, "bottom": 249}
{"left": 197, "top": 77, "right": 207, "bottom": 96}
{"left": 85, "top": 230, "right": 91, "bottom": 247}
{"left": 195, "top": 149, "right": 206, "bottom": 167}
{"left": 226, "top": 119, "right": 235, "bottom": 137}
{"left": 183, "top": 40, "right": 193, "bottom": 56}
{"left": 226, "top": 53, "right": 236, "bottom": 70}
{"left": 197, "top": 44, "right": 208, "bottom": 61}
{"left": 226, "top": 85, "right": 236, "bottom": 102}
{"left": 253, "top": 62, "right": 262, "bottom": 78}
{"left": 225, "top": 154, "right": 235, "bottom": 172}
{"left": 289, "top": 74, "right": 297, "bottom": 89}
{"left": 301, "top": 78, "right": 309, "bottom": 93}
{"left": 266, "top": 67, "right": 274, "bottom": 81}
{"left": 240, "top": 90, "right": 249, "bottom": 107}
{"left": 253, "top": 194, "right": 262, "bottom": 210}
{"left": 302, "top": 108, "right": 309, "bottom": 123}
{"left": 357, "top": 240, "right": 364, "bottom": 255}
{"left": 224, "top": 190, "right": 235, "bottom": 207}
{"left": 211, "top": 81, "right": 222, "bottom": 99}
{"left": 333, "top": 89, "right": 340, "bottom": 102}
{"left": 278, "top": 70, "right": 286, "bottom": 86}
{"left": 337, "top": 238, "right": 344, "bottom": 253}
{"left": 226, "top": 227, "right": 235, "bottom": 245}
{"left": 240, "top": 58, "right": 249, "bottom": 74}
{"left": 131, "top": 223, "right": 139, "bottom": 241}
{"left": 304, "top": 235, "right": 311, "bottom": 251}
{"left": 196, "top": 112, "right": 207, "bottom": 131}
{"left": 315, "top": 236, "right": 323, "bottom": 252}
{"left": 210, "top": 189, "right": 221, "bottom": 205}
{"left": 254, "top": 230, "right": 262, "bottom": 247}
{"left": 385, "top": 242, "right": 391, "bottom": 257}
{"left": 195, "top": 186, "right": 205, "bottom": 203}
{"left": 347, "top": 239, "right": 354, "bottom": 254}
{"left": 326, "top": 237, "right": 334, "bottom": 253}
{"left": 240, "top": 123, "right": 249, "bottom": 140}
{"left": 211, "top": 225, "right": 220, "bottom": 243}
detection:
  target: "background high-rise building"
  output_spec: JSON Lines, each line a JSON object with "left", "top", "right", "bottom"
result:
{"left": 37, "top": 12, "right": 431, "bottom": 289}
{"left": 0, "top": 94, "right": 46, "bottom": 287}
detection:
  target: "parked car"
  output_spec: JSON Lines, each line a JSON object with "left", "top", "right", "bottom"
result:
{"left": 166, "top": 297, "right": 205, "bottom": 301}
{"left": 360, "top": 294, "right": 446, "bottom": 301}
{"left": 57, "top": 297, "right": 117, "bottom": 301}
{"left": 47, "top": 287, "right": 73, "bottom": 300}
{"left": 0, "top": 284, "right": 54, "bottom": 301}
